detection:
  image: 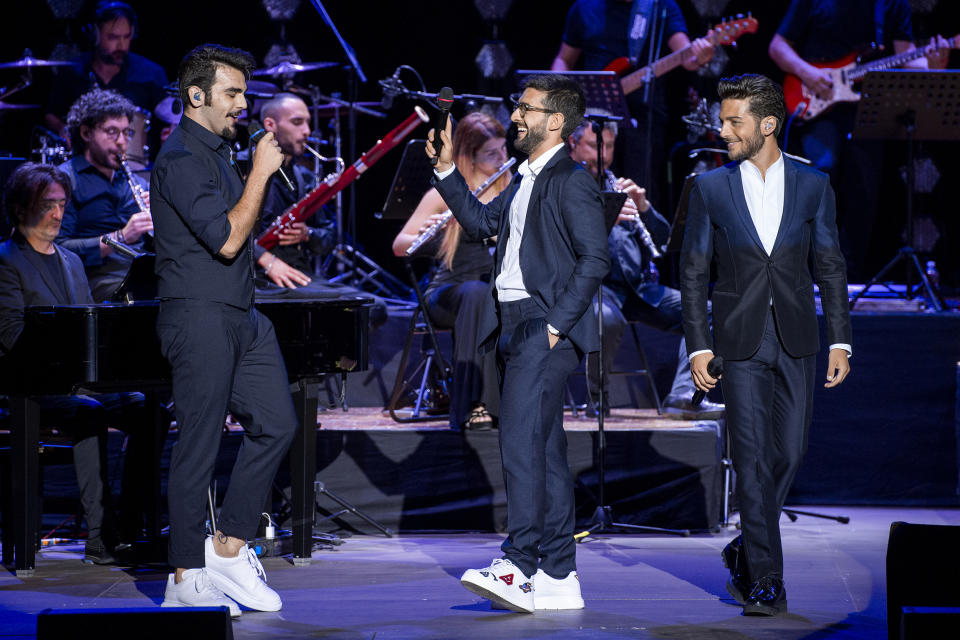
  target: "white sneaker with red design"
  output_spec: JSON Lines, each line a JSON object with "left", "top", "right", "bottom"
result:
{"left": 460, "top": 558, "right": 534, "bottom": 613}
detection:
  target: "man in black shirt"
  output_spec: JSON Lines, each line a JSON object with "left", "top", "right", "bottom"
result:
{"left": 153, "top": 44, "right": 295, "bottom": 616}
{"left": 45, "top": 2, "right": 167, "bottom": 149}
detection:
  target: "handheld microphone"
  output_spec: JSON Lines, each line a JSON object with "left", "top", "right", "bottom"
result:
{"left": 691, "top": 356, "right": 724, "bottom": 407}
{"left": 247, "top": 120, "right": 295, "bottom": 193}
{"left": 430, "top": 87, "right": 454, "bottom": 166}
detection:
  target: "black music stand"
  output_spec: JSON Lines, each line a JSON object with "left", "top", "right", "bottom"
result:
{"left": 848, "top": 70, "right": 960, "bottom": 312}
{"left": 380, "top": 142, "right": 453, "bottom": 423}
{"left": 514, "top": 70, "right": 631, "bottom": 121}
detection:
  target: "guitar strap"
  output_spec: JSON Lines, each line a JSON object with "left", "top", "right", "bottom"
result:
{"left": 628, "top": 0, "right": 657, "bottom": 67}
{"left": 874, "top": 0, "right": 885, "bottom": 49}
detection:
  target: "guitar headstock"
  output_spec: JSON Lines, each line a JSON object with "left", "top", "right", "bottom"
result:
{"left": 710, "top": 15, "right": 759, "bottom": 47}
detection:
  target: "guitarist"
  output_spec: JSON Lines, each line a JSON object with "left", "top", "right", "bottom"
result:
{"left": 552, "top": 0, "right": 714, "bottom": 205}
{"left": 768, "top": 0, "right": 932, "bottom": 280}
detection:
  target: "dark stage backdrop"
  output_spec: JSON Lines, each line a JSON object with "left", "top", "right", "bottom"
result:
{"left": 1, "top": 1, "right": 958, "bottom": 286}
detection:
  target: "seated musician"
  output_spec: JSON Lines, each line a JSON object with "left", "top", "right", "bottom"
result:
{"left": 56, "top": 88, "right": 152, "bottom": 302}
{"left": 45, "top": 1, "right": 168, "bottom": 149}
{"left": 567, "top": 118, "right": 722, "bottom": 417}
{"left": 253, "top": 93, "right": 388, "bottom": 324}
{"left": 0, "top": 163, "right": 155, "bottom": 563}
{"left": 392, "top": 112, "right": 511, "bottom": 430}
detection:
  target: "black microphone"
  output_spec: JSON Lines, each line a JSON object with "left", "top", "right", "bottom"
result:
{"left": 692, "top": 356, "right": 724, "bottom": 407}
{"left": 430, "top": 87, "right": 454, "bottom": 166}
{"left": 380, "top": 67, "right": 402, "bottom": 110}
{"left": 247, "top": 120, "right": 295, "bottom": 193}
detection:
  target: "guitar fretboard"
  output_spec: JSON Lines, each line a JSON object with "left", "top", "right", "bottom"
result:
{"left": 849, "top": 36, "right": 959, "bottom": 81}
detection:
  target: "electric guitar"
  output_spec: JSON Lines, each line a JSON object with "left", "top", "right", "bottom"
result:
{"left": 783, "top": 35, "right": 960, "bottom": 122}
{"left": 605, "top": 15, "right": 759, "bottom": 97}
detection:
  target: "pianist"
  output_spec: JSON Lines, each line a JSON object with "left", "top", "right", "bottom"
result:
{"left": 151, "top": 44, "right": 297, "bottom": 616}
{"left": 0, "top": 162, "right": 151, "bottom": 564}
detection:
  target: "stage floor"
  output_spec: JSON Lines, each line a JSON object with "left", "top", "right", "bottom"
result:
{"left": 2, "top": 506, "right": 958, "bottom": 639}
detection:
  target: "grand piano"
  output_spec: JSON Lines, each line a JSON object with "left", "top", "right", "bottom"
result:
{"left": 1, "top": 296, "right": 372, "bottom": 576}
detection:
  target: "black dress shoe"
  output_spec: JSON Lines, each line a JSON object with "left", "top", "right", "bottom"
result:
{"left": 82, "top": 538, "right": 117, "bottom": 565}
{"left": 721, "top": 535, "right": 742, "bottom": 575}
{"left": 743, "top": 575, "right": 787, "bottom": 616}
{"left": 721, "top": 535, "right": 748, "bottom": 604}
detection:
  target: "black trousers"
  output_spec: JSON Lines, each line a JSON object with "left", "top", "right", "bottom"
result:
{"left": 721, "top": 307, "right": 816, "bottom": 581}
{"left": 496, "top": 298, "right": 582, "bottom": 579}
{"left": 157, "top": 300, "right": 298, "bottom": 569}
{"left": 426, "top": 279, "right": 500, "bottom": 429}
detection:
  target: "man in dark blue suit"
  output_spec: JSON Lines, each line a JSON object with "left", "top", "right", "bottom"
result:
{"left": 427, "top": 75, "right": 609, "bottom": 612}
{"left": 680, "top": 75, "right": 852, "bottom": 616}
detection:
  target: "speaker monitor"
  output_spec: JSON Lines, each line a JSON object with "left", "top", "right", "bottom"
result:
{"left": 37, "top": 607, "right": 233, "bottom": 640}
{"left": 887, "top": 521, "right": 960, "bottom": 640}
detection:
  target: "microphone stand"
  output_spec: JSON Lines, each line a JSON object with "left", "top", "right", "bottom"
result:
{"left": 580, "top": 114, "right": 689, "bottom": 539}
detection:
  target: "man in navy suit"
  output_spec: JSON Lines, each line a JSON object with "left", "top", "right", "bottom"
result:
{"left": 681, "top": 75, "right": 852, "bottom": 616}
{"left": 427, "top": 75, "right": 609, "bottom": 612}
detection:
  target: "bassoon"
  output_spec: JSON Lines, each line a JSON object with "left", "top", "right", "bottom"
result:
{"left": 257, "top": 106, "right": 430, "bottom": 250}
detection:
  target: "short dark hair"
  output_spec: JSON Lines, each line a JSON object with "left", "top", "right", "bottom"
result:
{"left": 178, "top": 44, "right": 256, "bottom": 107}
{"left": 521, "top": 74, "right": 586, "bottom": 140}
{"left": 94, "top": 1, "right": 138, "bottom": 31}
{"left": 260, "top": 92, "right": 305, "bottom": 122}
{"left": 717, "top": 74, "right": 787, "bottom": 137}
{"left": 65, "top": 88, "right": 136, "bottom": 153}
{"left": 3, "top": 163, "right": 72, "bottom": 229}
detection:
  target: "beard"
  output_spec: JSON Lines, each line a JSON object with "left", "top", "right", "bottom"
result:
{"left": 515, "top": 118, "right": 547, "bottom": 155}
{"left": 220, "top": 122, "right": 237, "bottom": 139}
{"left": 727, "top": 124, "right": 765, "bottom": 162}
{"left": 97, "top": 47, "right": 127, "bottom": 67}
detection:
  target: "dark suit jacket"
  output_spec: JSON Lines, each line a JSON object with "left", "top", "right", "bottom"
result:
{"left": 680, "top": 157, "right": 851, "bottom": 361}
{"left": 0, "top": 232, "right": 93, "bottom": 354}
{"left": 433, "top": 151, "right": 610, "bottom": 354}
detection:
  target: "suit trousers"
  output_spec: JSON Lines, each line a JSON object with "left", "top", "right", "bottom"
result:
{"left": 721, "top": 307, "right": 816, "bottom": 581}
{"left": 157, "top": 300, "right": 298, "bottom": 569}
{"left": 496, "top": 298, "right": 582, "bottom": 579}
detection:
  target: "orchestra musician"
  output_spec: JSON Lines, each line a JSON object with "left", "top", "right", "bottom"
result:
{"left": 567, "top": 117, "right": 723, "bottom": 417}
{"left": 45, "top": 1, "right": 168, "bottom": 147}
{"left": 552, "top": 0, "right": 714, "bottom": 204}
{"left": 0, "top": 162, "right": 154, "bottom": 564}
{"left": 392, "top": 111, "right": 511, "bottom": 431}
{"left": 56, "top": 88, "right": 152, "bottom": 302}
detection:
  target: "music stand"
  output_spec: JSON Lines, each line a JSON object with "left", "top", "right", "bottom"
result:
{"left": 848, "top": 70, "right": 960, "bottom": 312}
{"left": 379, "top": 139, "right": 435, "bottom": 220}
{"left": 514, "top": 70, "right": 631, "bottom": 121}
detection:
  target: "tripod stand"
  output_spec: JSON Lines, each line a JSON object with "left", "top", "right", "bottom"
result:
{"left": 848, "top": 71, "right": 960, "bottom": 312}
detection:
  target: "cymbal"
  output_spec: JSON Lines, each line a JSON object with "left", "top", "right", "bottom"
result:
{"left": 0, "top": 101, "right": 39, "bottom": 110}
{"left": 0, "top": 55, "right": 73, "bottom": 70}
{"left": 252, "top": 61, "right": 338, "bottom": 77}
{"left": 245, "top": 80, "right": 278, "bottom": 99}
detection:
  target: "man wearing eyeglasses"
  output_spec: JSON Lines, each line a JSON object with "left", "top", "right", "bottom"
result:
{"left": 56, "top": 88, "right": 153, "bottom": 302}
{"left": 427, "top": 74, "right": 609, "bottom": 613}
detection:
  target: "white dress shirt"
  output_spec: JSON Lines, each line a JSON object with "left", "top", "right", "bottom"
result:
{"left": 689, "top": 152, "right": 850, "bottom": 360}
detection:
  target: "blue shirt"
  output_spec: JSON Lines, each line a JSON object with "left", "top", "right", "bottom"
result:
{"left": 56, "top": 155, "right": 146, "bottom": 268}
{"left": 777, "top": 0, "right": 913, "bottom": 63}
{"left": 151, "top": 116, "right": 254, "bottom": 309}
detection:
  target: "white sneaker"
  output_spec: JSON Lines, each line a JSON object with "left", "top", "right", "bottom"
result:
{"left": 460, "top": 558, "right": 534, "bottom": 613}
{"left": 161, "top": 569, "right": 241, "bottom": 617}
{"left": 534, "top": 569, "right": 584, "bottom": 610}
{"left": 204, "top": 536, "right": 282, "bottom": 612}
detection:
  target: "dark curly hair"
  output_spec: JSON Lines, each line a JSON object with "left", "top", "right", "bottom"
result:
{"left": 178, "top": 44, "right": 255, "bottom": 108}
{"left": 520, "top": 74, "right": 586, "bottom": 140}
{"left": 3, "top": 163, "right": 72, "bottom": 229}
{"left": 717, "top": 74, "right": 787, "bottom": 137}
{"left": 65, "top": 88, "right": 136, "bottom": 154}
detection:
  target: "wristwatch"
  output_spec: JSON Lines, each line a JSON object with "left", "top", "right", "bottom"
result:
{"left": 546, "top": 323, "right": 561, "bottom": 337}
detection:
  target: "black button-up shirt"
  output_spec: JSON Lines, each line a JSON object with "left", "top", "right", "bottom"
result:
{"left": 46, "top": 52, "right": 168, "bottom": 119}
{"left": 151, "top": 116, "right": 254, "bottom": 308}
